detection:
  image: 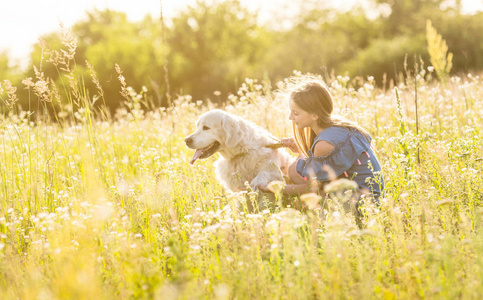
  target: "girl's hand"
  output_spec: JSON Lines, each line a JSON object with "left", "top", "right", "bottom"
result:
{"left": 281, "top": 137, "right": 300, "bottom": 153}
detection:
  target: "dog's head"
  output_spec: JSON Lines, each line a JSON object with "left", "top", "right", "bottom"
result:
{"left": 185, "top": 109, "right": 244, "bottom": 164}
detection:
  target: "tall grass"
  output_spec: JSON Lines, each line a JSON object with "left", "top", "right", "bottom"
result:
{"left": 0, "top": 30, "right": 482, "bottom": 299}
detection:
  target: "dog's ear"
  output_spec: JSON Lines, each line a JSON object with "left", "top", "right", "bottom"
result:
{"left": 222, "top": 115, "right": 244, "bottom": 148}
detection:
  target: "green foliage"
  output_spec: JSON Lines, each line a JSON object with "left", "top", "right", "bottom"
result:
{"left": 264, "top": 8, "right": 381, "bottom": 81}
{"left": 435, "top": 12, "right": 483, "bottom": 73}
{"left": 75, "top": 10, "right": 165, "bottom": 108}
{"left": 0, "top": 52, "right": 10, "bottom": 81}
{"left": 168, "top": 0, "right": 268, "bottom": 100}
{"left": 3, "top": 0, "right": 483, "bottom": 113}
{"left": 375, "top": 0, "right": 445, "bottom": 35}
{"left": 0, "top": 53, "right": 22, "bottom": 99}
{"left": 341, "top": 35, "right": 427, "bottom": 83}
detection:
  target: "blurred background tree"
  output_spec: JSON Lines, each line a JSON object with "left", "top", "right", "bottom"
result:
{"left": 263, "top": 7, "right": 382, "bottom": 81}
{"left": 21, "top": 10, "right": 165, "bottom": 111}
{"left": 75, "top": 10, "right": 165, "bottom": 108}
{"left": 0, "top": 52, "right": 11, "bottom": 81}
{"left": 2, "top": 0, "right": 483, "bottom": 113}
{"left": 374, "top": 0, "right": 446, "bottom": 35}
{"left": 168, "top": 0, "right": 268, "bottom": 101}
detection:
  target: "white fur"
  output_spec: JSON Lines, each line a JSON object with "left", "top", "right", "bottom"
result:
{"left": 186, "top": 109, "right": 293, "bottom": 192}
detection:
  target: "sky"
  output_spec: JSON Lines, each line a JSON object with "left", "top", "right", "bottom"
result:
{"left": 1, "top": 0, "right": 483, "bottom": 68}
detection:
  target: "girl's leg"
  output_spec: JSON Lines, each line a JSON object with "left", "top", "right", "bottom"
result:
{"left": 288, "top": 158, "right": 308, "bottom": 185}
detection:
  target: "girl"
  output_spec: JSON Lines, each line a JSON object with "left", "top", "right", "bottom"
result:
{"left": 260, "top": 75, "right": 384, "bottom": 204}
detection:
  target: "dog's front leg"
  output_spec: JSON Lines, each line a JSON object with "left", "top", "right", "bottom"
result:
{"left": 250, "top": 169, "right": 282, "bottom": 191}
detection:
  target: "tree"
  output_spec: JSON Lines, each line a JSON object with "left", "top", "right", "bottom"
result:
{"left": 340, "top": 34, "right": 427, "bottom": 84}
{"left": 435, "top": 12, "right": 483, "bottom": 74}
{"left": 74, "top": 10, "right": 165, "bottom": 109}
{"left": 19, "top": 10, "right": 166, "bottom": 113}
{"left": 374, "top": 0, "right": 446, "bottom": 35}
{"left": 0, "top": 52, "right": 10, "bottom": 81}
{"left": 168, "top": 0, "right": 268, "bottom": 100}
{"left": 263, "top": 7, "right": 382, "bottom": 81}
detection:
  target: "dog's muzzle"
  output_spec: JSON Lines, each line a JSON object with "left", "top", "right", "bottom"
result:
{"left": 185, "top": 136, "right": 194, "bottom": 148}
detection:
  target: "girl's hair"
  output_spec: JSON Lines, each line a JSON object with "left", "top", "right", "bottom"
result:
{"left": 286, "top": 76, "right": 370, "bottom": 157}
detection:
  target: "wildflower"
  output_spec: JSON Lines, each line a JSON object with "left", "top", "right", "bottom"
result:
{"left": 300, "top": 193, "right": 322, "bottom": 210}
{"left": 324, "top": 178, "right": 358, "bottom": 194}
{"left": 267, "top": 180, "right": 284, "bottom": 194}
{"left": 214, "top": 284, "right": 229, "bottom": 299}
{"left": 265, "top": 219, "right": 278, "bottom": 233}
{"left": 117, "top": 179, "right": 129, "bottom": 198}
{"left": 346, "top": 229, "right": 376, "bottom": 237}
{"left": 190, "top": 245, "right": 201, "bottom": 250}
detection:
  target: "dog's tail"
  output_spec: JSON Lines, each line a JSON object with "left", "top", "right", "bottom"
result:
{"left": 264, "top": 143, "right": 283, "bottom": 149}
{"left": 264, "top": 134, "right": 283, "bottom": 149}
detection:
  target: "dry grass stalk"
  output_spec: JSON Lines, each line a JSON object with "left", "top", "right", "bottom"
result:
{"left": 2, "top": 80, "right": 19, "bottom": 109}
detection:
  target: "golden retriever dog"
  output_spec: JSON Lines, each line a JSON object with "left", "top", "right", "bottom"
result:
{"left": 185, "top": 109, "right": 293, "bottom": 192}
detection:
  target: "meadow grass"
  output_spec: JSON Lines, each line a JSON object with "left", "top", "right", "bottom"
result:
{"left": 1, "top": 35, "right": 483, "bottom": 299}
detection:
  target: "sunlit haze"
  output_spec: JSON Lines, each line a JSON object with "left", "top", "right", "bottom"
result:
{"left": 1, "top": 0, "right": 482, "bottom": 67}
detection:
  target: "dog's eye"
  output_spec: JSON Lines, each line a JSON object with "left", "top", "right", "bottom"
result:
{"left": 203, "top": 125, "right": 210, "bottom": 130}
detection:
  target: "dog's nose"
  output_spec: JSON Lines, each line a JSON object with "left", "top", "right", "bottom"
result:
{"left": 185, "top": 137, "right": 193, "bottom": 146}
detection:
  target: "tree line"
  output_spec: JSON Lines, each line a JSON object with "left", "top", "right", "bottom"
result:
{"left": 1, "top": 0, "right": 482, "bottom": 113}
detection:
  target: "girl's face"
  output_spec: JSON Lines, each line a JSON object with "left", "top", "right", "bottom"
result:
{"left": 289, "top": 99, "right": 318, "bottom": 129}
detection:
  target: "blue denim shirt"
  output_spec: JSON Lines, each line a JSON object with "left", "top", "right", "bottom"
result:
{"left": 296, "top": 126, "right": 384, "bottom": 200}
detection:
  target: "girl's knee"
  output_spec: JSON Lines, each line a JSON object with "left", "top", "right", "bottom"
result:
{"left": 288, "top": 161, "right": 307, "bottom": 185}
